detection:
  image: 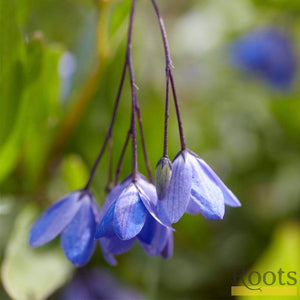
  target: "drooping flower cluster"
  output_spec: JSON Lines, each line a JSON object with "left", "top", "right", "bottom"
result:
{"left": 29, "top": 0, "right": 241, "bottom": 267}
{"left": 30, "top": 175, "right": 173, "bottom": 267}
{"left": 230, "top": 27, "right": 297, "bottom": 90}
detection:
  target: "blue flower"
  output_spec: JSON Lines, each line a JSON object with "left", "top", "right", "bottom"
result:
{"left": 230, "top": 28, "right": 297, "bottom": 90}
{"left": 29, "top": 190, "right": 100, "bottom": 267}
{"left": 61, "top": 268, "right": 145, "bottom": 300}
{"left": 157, "top": 150, "right": 241, "bottom": 224}
{"left": 95, "top": 174, "right": 173, "bottom": 265}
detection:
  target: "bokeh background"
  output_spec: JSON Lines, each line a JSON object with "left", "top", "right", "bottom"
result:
{"left": 0, "top": 0, "right": 300, "bottom": 299}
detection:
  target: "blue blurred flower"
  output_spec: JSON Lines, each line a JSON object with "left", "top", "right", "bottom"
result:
{"left": 157, "top": 150, "right": 241, "bottom": 224}
{"left": 61, "top": 268, "right": 145, "bottom": 300}
{"left": 29, "top": 190, "right": 100, "bottom": 267}
{"left": 230, "top": 28, "right": 297, "bottom": 89}
{"left": 95, "top": 174, "right": 173, "bottom": 265}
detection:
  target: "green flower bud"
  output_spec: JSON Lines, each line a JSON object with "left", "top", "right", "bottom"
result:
{"left": 155, "top": 157, "right": 172, "bottom": 200}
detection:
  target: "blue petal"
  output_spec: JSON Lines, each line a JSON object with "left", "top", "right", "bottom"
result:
{"left": 101, "top": 247, "right": 117, "bottom": 266}
{"left": 29, "top": 191, "right": 82, "bottom": 247}
{"left": 186, "top": 197, "right": 202, "bottom": 215}
{"left": 60, "top": 197, "right": 96, "bottom": 267}
{"left": 95, "top": 201, "right": 116, "bottom": 238}
{"left": 138, "top": 213, "right": 168, "bottom": 257}
{"left": 157, "top": 151, "right": 192, "bottom": 224}
{"left": 137, "top": 214, "right": 156, "bottom": 244}
{"left": 99, "top": 177, "right": 131, "bottom": 221}
{"left": 197, "top": 157, "right": 241, "bottom": 207}
{"left": 100, "top": 234, "right": 135, "bottom": 255}
{"left": 137, "top": 177, "right": 158, "bottom": 206}
{"left": 161, "top": 229, "right": 174, "bottom": 259}
{"left": 230, "top": 28, "right": 296, "bottom": 90}
{"left": 188, "top": 154, "right": 225, "bottom": 220}
{"left": 90, "top": 195, "right": 101, "bottom": 223}
{"left": 137, "top": 179, "right": 173, "bottom": 229}
{"left": 113, "top": 184, "right": 147, "bottom": 240}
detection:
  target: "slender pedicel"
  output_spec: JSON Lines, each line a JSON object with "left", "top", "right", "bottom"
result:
{"left": 84, "top": 59, "right": 127, "bottom": 190}
{"left": 127, "top": 0, "right": 138, "bottom": 182}
{"left": 135, "top": 101, "right": 153, "bottom": 183}
{"left": 86, "top": 0, "right": 153, "bottom": 189}
{"left": 115, "top": 128, "right": 132, "bottom": 185}
{"left": 151, "top": 0, "right": 172, "bottom": 157}
{"left": 151, "top": 0, "right": 186, "bottom": 150}
{"left": 105, "top": 136, "right": 114, "bottom": 192}
{"left": 114, "top": 103, "right": 153, "bottom": 185}
{"left": 170, "top": 72, "right": 186, "bottom": 150}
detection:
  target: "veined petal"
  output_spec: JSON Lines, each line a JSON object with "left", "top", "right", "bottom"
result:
{"left": 137, "top": 177, "right": 157, "bottom": 206}
{"left": 137, "top": 180, "right": 173, "bottom": 229}
{"left": 95, "top": 202, "right": 116, "bottom": 238}
{"left": 158, "top": 151, "right": 192, "bottom": 224}
{"left": 161, "top": 229, "right": 174, "bottom": 259}
{"left": 197, "top": 158, "right": 241, "bottom": 207}
{"left": 188, "top": 154, "right": 224, "bottom": 220}
{"left": 29, "top": 191, "right": 82, "bottom": 247}
{"left": 99, "top": 176, "right": 131, "bottom": 221}
{"left": 113, "top": 184, "right": 146, "bottom": 240}
{"left": 190, "top": 191, "right": 224, "bottom": 220}
{"left": 61, "top": 198, "right": 96, "bottom": 267}
{"left": 138, "top": 214, "right": 168, "bottom": 257}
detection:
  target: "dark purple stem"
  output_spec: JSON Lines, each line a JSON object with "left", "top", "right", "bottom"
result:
{"left": 151, "top": 0, "right": 186, "bottom": 150}
{"left": 115, "top": 129, "right": 132, "bottom": 185}
{"left": 105, "top": 136, "right": 113, "bottom": 191}
{"left": 127, "top": 0, "right": 138, "bottom": 182}
{"left": 151, "top": 0, "right": 172, "bottom": 157}
{"left": 135, "top": 101, "right": 153, "bottom": 183}
{"left": 170, "top": 72, "right": 186, "bottom": 149}
{"left": 84, "top": 56, "right": 127, "bottom": 190}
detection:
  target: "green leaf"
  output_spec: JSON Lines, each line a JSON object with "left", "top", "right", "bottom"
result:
{"left": 110, "top": 0, "right": 130, "bottom": 37}
{"left": 1, "top": 204, "right": 73, "bottom": 300}
{"left": 0, "top": 0, "right": 25, "bottom": 144}
{"left": 0, "top": 90, "right": 29, "bottom": 184}
{"left": 22, "top": 40, "right": 64, "bottom": 190}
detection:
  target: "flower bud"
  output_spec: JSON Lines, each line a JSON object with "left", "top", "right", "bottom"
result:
{"left": 155, "top": 157, "right": 172, "bottom": 200}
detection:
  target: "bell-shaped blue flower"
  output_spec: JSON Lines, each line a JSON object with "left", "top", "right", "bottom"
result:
{"left": 157, "top": 150, "right": 241, "bottom": 224}
{"left": 95, "top": 174, "right": 173, "bottom": 265}
{"left": 230, "top": 27, "right": 297, "bottom": 90}
{"left": 29, "top": 190, "right": 100, "bottom": 267}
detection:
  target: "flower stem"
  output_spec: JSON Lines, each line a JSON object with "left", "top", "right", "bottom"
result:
{"left": 84, "top": 58, "right": 127, "bottom": 190}
{"left": 127, "top": 0, "right": 138, "bottom": 182}
{"left": 170, "top": 72, "right": 186, "bottom": 150}
{"left": 151, "top": 0, "right": 172, "bottom": 157}
{"left": 115, "top": 128, "right": 132, "bottom": 185}
{"left": 151, "top": 0, "right": 186, "bottom": 150}
{"left": 105, "top": 136, "right": 113, "bottom": 191}
{"left": 86, "top": 0, "right": 152, "bottom": 189}
{"left": 135, "top": 101, "right": 153, "bottom": 183}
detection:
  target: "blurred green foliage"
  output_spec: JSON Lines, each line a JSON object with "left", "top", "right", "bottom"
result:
{"left": 0, "top": 0, "right": 300, "bottom": 299}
